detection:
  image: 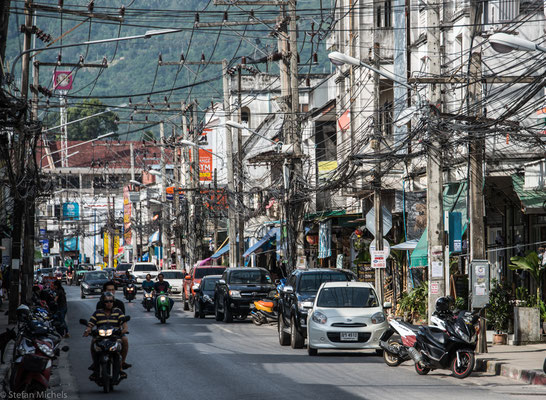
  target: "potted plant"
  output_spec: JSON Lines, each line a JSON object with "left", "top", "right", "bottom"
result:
{"left": 509, "top": 252, "right": 545, "bottom": 343}
{"left": 488, "top": 279, "right": 511, "bottom": 345}
{"left": 397, "top": 281, "right": 428, "bottom": 323}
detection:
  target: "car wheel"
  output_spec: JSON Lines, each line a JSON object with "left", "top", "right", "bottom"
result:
{"left": 308, "top": 345, "right": 318, "bottom": 356}
{"left": 290, "top": 316, "right": 305, "bottom": 349}
{"left": 278, "top": 315, "right": 290, "bottom": 346}
{"left": 193, "top": 302, "right": 199, "bottom": 318}
{"left": 80, "top": 290, "right": 85, "bottom": 299}
{"left": 214, "top": 299, "right": 223, "bottom": 321}
{"left": 223, "top": 300, "right": 233, "bottom": 323}
{"left": 198, "top": 302, "right": 205, "bottom": 319}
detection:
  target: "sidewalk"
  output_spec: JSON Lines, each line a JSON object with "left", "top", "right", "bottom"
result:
{"left": 0, "top": 300, "right": 16, "bottom": 394}
{"left": 476, "top": 343, "right": 546, "bottom": 385}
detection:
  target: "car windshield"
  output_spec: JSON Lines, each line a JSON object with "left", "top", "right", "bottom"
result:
{"left": 317, "top": 287, "right": 379, "bottom": 308}
{"left": 133, "top": 264, "right": 157, "bottom": 272}
{"left": 116, "top": 264, "right": 131, "bottom": 272}
{"left": 229, "top": 270, "right": 271, "bottom": 284}
{"left": 86, "top": 272, "right": 108, "bottom": 281}
{"left": 195, "top": 268, "right": 225, "bottom": 279}
{"left": 202, "top": 278, "right": 220, "bottom": 290}
{"left": 161, "top": 272, "right": 183, "bottom": 279}
{"left": 298, "top": 272, "right": 350, "bottom": 293}
{"left": 40, "top": 268, "right": 53, "bottom": 274}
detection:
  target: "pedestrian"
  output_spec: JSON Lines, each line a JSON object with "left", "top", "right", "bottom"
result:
{"left": 53, "top": 280, "right": 70, "bottom": 338}
{"left": 3, "top": 266, "right": 10, "bottom": 299}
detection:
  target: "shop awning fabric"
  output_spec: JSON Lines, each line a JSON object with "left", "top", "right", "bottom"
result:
{"left": 211, "top": 243, "right": 229, "bottom": 259}
{"left": 391, "top": 239, "right": 419, "bottom": 250}
{"left": 243, "top": 228, "right": 279, "bottom": 258}
{"left": 512, "top": 174, "right": 546, "bottom": 214}
{"left": 148, "top": 231, "right": 159, "bottom": 244}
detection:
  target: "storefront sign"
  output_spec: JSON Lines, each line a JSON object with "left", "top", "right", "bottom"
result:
{"left": 318, "top": 220, "right": 332, "bottom": 259}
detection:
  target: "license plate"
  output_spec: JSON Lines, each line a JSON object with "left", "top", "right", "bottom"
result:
{"left": 94, "top": 289, "right": 101, "bottom": 293}
{"left": 340, "top": 332, "right": 358, "bottom": 341}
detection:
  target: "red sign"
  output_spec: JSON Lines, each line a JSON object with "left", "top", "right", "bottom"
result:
{"left": 189, "top": 149, "right": 213, "bottom": 182}
{"left": 53, "top": 71, "right": 73, "bottom": 90}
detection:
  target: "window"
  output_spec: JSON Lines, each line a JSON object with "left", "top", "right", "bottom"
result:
{"left": 297, "top": 272, "right": 349, "bottom": 293}
{"left": 384, "top": 0, "right": 392, "bottom": 28}
{"left": 229, "top": 270, "right": 271, "bottom": 284}
{"left": 498, "top": 0, "right": 520, "bottom": 22}
{"left": 317, "top": 287, "right": 379, "bottom": 308}
{"left": 195, "top": 267, "right": 226, "bottom": 279}
{"left": 241, "top": 107, "right": 250, "bottom": 127}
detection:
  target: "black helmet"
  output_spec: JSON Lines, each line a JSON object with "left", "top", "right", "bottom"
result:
{"left": 435, "top": 296, "right": 451, "bottom": 313}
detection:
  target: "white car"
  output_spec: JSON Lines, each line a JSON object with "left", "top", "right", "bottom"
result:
{"left": 307, "top": 281, "right": 390, "bottom": 356}
{"left": 131, "top": 262, "right": 159, "bottom": 283}
{"left": 159, "top": 270, "right": 185, "bottom": 294}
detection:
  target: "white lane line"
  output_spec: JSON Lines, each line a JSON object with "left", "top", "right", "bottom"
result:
{"left": 213, "top": 324, "right": 240, "bottom": 336}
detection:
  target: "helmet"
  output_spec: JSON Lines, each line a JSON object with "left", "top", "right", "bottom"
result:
{"left": 16, "top": 304, "right": 31, "bottom": 321}
{"left": 100, "top": 292, "right": 115, "bottom": 303}
{"left": 435, "top": 296, "right": 451, "bottom": 313}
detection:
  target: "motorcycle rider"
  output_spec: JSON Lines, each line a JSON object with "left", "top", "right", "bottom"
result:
{"left": 153, "top": 273, "right": 174, "bottom": 316}
{"left": 122, "top": 270, "right": 135, "bottom": 297}
{"left": 141, "top": 274, "right": 154, "bottom": 304}
{"left": 84, "top": 292, "right": 128, "bottom": 380}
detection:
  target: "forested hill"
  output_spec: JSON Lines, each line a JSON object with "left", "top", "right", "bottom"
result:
{"left": 5, "top": 0, "right": 331, "bottom": 139}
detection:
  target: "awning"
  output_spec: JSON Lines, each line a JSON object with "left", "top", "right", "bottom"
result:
{"left": 211, "top": 243, "right": 229, "bottom": 259}
{"left": 149, "top": 231, "right": 159, "bottom": 244}
{"left": 198, "top": 257, "right": 212, "bottom": 266}
{"left": 391, "top": 239, "right": 419, "bottom": 250}
{"left": 243, "top": 227, "right": 279, "bottom": 258}
{"left": 410, "top": 228, "right": 428, "bottom": 268}
{"left": 512, "top": 174, "right": 546, "bottom": 214}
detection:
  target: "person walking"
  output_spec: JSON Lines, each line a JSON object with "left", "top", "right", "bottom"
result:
{"left": 53, "top": 280, "right": 70, "bottom": 338}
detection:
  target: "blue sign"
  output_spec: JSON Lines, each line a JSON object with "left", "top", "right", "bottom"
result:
{"left": 62, "top": 202, "right": 80, "bottom": 220}
{"left": 449, "top": 212, "right": 462, "bottom": 252}
{"left": 63, "top": 237, "right": 79, "bottom": 252}
{"left": 42, "top": 239, "right": 49, "bottom": 255}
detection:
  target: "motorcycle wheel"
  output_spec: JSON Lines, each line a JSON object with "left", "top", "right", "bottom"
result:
{"left": 25, "top": 381, "right": 46, "bottom": 396}
{"left": 415, "top": 362, "right": 430, "bottom": 375}
{"left": 101, "top": 363, "right": 111, "bottom": 393}
{"left": 183, "top": 296, "right": 190, "bottom": 311}
{"left": 451, "top": 351, "right": 475, "bottom": 379}
{"left": 160, "top": 310, "right": 166, "bottom": 324}
{"left": 252, "top": 314, "right": 263, "bottom": 326}
{"left": 383, "top": 341, "right": 403, "bottom": 367}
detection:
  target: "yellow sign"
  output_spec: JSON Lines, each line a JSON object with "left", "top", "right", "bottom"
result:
{"left": 318, "top": 161, "right": 338, "bottom": 180}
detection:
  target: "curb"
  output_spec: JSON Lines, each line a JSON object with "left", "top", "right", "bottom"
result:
{"left": 475, "top": 358, "right": 546, "bottom": 385}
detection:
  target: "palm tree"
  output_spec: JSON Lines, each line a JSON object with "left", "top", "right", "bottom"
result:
{"left": 509, "top": 252, "right": 545, "bottom": 306}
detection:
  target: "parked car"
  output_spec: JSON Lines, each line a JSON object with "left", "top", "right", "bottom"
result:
{"left": 307, "top": 281, "right": 389, "bottom": 356}
{"left": 214, "top": 267, "right": 275, "bottom": 323}
{"left": 193, "top": 275, "right": 222, "bottom": 318}
{"left": 131, "top": 262, "right": 159, "bottom": 283}
{"left": 183, "top": 265, "right": 226, "bottom": 311}
{"left": 80, "top": 271, "right": 110, "bottom": 299}
{"left": 278, "top": 268, "right": 356, "bottom": 349}
{"left": 160, "top": 270, "right": 185, "bottom": 294}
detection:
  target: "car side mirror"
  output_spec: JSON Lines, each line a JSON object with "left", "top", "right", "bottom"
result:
{"left": 193, "top": 287, "right": 200, "bottom": 293}
{"left": 218, "top": 279, "right": 226, "bottom": 285}
{"left": 383, "top": 302, "right": 392, "bottom": 309}
{"left": 283, "top": 285, "right": 294, "bottom": 294}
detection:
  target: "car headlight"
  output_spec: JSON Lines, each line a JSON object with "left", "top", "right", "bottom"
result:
{"left": 98, "top": 329, "right": 113, "bottom": 337}
{"left": 192, "top": 284, "right": 200, "bottom": 291}
{"left": 298, "top": 301, "right": 314, "bottom": 311}
{"left": 160, "top": 296, "right": 167, "bottom": 302}
{"left": 311, "top": 311, "right": 327, "bottom": 324}
{"left": 371, "top": 312, "right": 386, "bottom": 324}
{"left": 229, "top": 290, "right": 241, "bottom": 298}
{"left": 36, "top": 343, "right": 55, "bottom": 358}
{"left": 203, "top": 294, "right": 212, "bottom": 303}
{"left": 81, "top": 283, "right": 89, "bottom": 289}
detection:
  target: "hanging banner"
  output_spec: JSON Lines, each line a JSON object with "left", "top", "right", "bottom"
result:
{"left": 189, "top": 148, "right": 213, "bottom": 181}
{"left": 63, "top": 237, "right": 78, "bottom": 252}
{"left": 318, "top": 161, "right": 338, "bottom": 182}
{"left": 318, "top": 220, "right": 332, "bottom": 259}
{"left": 338, "top": 109, "right": 350, "bottom": 131}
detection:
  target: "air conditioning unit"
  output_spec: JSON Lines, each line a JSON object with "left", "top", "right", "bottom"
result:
{"left": 524, "top": 159, "right": 545, "bottom": 189}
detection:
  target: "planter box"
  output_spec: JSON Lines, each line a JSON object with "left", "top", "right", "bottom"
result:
{"left": 513, "top": 307, "right": 541, "bottom": 345}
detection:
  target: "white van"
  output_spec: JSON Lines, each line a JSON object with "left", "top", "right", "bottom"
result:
{"left": 131, "top": 262, "right": 159, "bottom": 283}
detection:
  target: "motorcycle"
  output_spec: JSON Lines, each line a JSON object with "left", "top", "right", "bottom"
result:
{"left": 250, "top": 291, "right": 279, "bottom": 326}
{"left": 79, "top": 317, "right": 130, "bottom": 393}
{"left": 66, "top": 271, "right": 74, "bottom": 286}
{"left": 156, "top": 291, "right": 171, "bottom": 323}
{"left": 123, "top": 283, "right": 136, "bottom": 303}
{"left": 142, "top": 289, "right": 153, "bottom": 312}
{"left": 10, "top": 310, "right": 68, "bottom": 394}
{"left": 408, "top": 308, "right": 485, "bottom": 379}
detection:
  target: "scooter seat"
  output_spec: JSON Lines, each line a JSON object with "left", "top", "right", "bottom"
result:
{"left": 258, "top": 301, "right": 274, "bottom": 308}
{"left": 398, "top": 321, "right": 422, "bottom": 333}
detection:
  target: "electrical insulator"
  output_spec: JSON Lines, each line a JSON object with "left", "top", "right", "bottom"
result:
{"left": 250, "top": 9, "right": 255, "bottom": 18}
{"left": 129, "top": 98, "right": 132, "bottom": 105}
{"left": 306, "top": 77, "right": 310, "bottom": 87}
{"left": 313, "top": 52, "right": 318, "bottom": 63}
{"left": 158, "top": 53, "right": 163, "bottom": 63}
{"left": 58, "top": 0, "right": 64, "bottom": 8}
{"left": 57, "top": 53, "right": 62, "bottom": 63}
{"left": 223, "top": 11, "right": 228, "bottom": 22}
{"left": 79, "top": 55, "right": 84, "bottom": 65}
{"left": 201, "top": 53, "right": 206, "bottom": 62}
{"left": 195, "top": 13, "right": 200, "bottom": 23}
{"left": 180, "top": 52, "right": 185, "bottom": 62}
{"left": 102, "top": 56, "right": 108, "bottom": 66}
{"left": 241, "top": 56, "right": 247, "bottom": 65}
{"left": 88, "top": 1, "right": 94, "bottom": 13}
{"left": 119, "top": 6, "right": 125, "bottom": 17}
{"left": 164, "top": 96, "right": 168, "bottom": 103}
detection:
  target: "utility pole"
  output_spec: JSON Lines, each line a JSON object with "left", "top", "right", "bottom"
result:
{"left": 426, "top": 0, "right": 445, "bottom": 322}
{"left": 108, "top": 196, "right": 114, "bottom": 269}
{"left": 130, "top": 143, "right": 138, "bottom": 263}
{"left": 173, "top": 126, "right": 182, "bottom": 270}
{"left": 181, "top": 103, "right": 190, "bottom": 270}
{"left": 213, "top": 168, "right": 218, "bottom": 264}
{"left": 223, "top": 59, "right": 238, "bottom": 268}
{"left": 187, "top": 101, "right": 200, "bottom": 268}
{"left": 236, "top": 66, "right": 245, "bottom": 265}
{"left": 160, "top": 121, "right": 168, "bottom": 269}
{"left": 468, "top": 0, "right": 487, "bottom": 354}
{"left": 0, "top": 1, "right": 12, "bottom": 83}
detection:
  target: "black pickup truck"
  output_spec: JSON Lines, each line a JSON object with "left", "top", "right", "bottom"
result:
{"left": 214, "top": 267, "right": 276, "bottom": 323}
{"left": 278, "top": 268, "right": 356, "bottom": 348}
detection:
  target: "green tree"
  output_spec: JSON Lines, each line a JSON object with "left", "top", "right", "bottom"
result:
{"left": 65, "top": 98, "right": 119, "bottom": 140}
{"left": 509, "top": 251, "right": 545, "bottom": 306}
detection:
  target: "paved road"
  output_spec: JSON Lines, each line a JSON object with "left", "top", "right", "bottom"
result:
{"left": 63, "top": 286, "right": 546, "bottom": 400}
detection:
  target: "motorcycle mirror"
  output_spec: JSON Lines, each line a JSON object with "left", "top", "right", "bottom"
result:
{"left": 124, "top": 316, "right": 131, "bottom": 322}
{"left": 61, "top": 346, "right": 70, "bottom": 352}
{"left": 383, "top": 301, "right": 392, "bottom": 309}
{"left": 79, "top": 319, "right": 88, "bottom": 326}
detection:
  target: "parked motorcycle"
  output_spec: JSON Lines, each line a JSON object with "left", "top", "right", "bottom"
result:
{"left": 10, "top": 307, "right": 68, "bottom": 394}
{"left": 156, "top": 292, "right": 171, "bottom": 323}
{"left": 123, "top": 282, "right": 136, "bottom": 303}
{"left": 79, "top": 317, "right": 130, "bottom": 393}
{"left": 142, "top": 289, "right": 154, "bottom": 312}
{"left": 407, "top": 308, "right": 485, "bottom": 379}
{"left": 250, "top": 290, "right": 279, "bottom": 326}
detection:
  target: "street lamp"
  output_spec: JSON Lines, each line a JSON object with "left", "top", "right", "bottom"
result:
{"left": 149, "top": 199, "right": 162, "bottom": 205}
{"left": 489, "top": 32, "right": 546, "bottom": 54}
{"left": 40, "top": 131, "right": 117, "bottom": 163}
{"left": 7, "top": 29, "right": 183, "bottom": 84}
{"left": 177, "top": 139, "right": 225, "bottom": 169}
{"left": 225, "top": 120, "right": 284, "bottom": 153}
{"left": 130, "top": 180, "right": 143, "bottom": 186}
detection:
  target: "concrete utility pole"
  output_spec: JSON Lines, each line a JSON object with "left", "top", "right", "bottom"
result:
{"left": 237, "top": 67, "right": 245, "bottom": 266}
{"left": 223, "top": 59, "right": 238, "bottom": 268}
{"left": 426, "top": 0, "right": 446, "bottom": 322}
{"left": 160, "top": 121, "right": 168, "bottom": 269}
{"left": 130, "top": 143, "right": 138, "bottom": 262}
{"left": 187, "top": 101, "right": 200, "bottom": 269}
{"left": 173, "top": 126, "right": 182, "bottom": 270}
{"left": 0, "top": 1, "right": 12, "bottom": 82}
{"left": 108, "top": 196, "right": 114, "bottom": 269}
{"left": 468, "top": 0, "right": 487, "bottom": 354}
{"left": 181, "top": 104, "right": 190, "bottom": 270}
{"left": 372, "top": 40, "right": 384, "bottom": 304}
